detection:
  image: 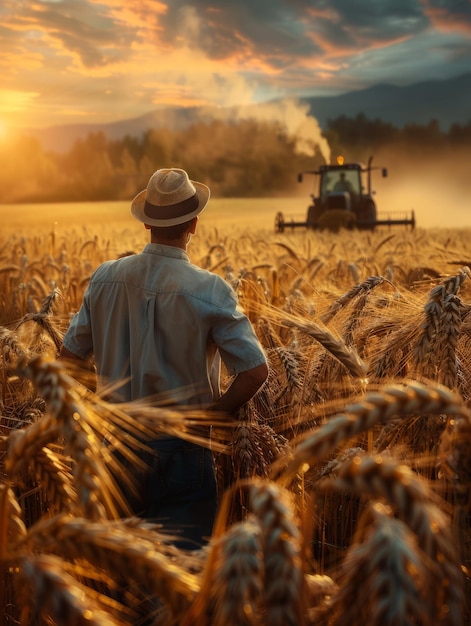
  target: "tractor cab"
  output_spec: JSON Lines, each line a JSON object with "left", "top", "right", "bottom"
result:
{"left": 318, "top": 162, "right": 363, "bottom": 212}
{"left": 324, "top": 169, "right": 361, "bottom": 197}
{"left": 298, "top": 156, "right": 386, "bottom": 228}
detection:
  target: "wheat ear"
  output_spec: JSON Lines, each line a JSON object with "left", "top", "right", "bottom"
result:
{"left": 5, "top": 413, "right": 61, "bottom": 477}
{"left": 30, "top": 446, "right": 78, "bottom": 515}
{"left": 322, "top": 455, "right": 464, "bottom": 626}
{"left": 437, "top": 411, "right": 471, "bottom": 504}
{"left": 413, "top": 285, "right": 448, "bottom": 380}
{"left": 211, "top": 517, "right": 264, "bottom": 626}
{"left": 412, "top": 268, "right": 470, "bottom": 380}
{"left": 16, "top": 311, "right": 64, "bottom": 353}
{"left": 437, "top": 293, "right": 462, "bottom": 390}
{"left": 12, "top": 357, "right": 124, "bottom": 520}
{"left": 329, "top": 501, "right": 432, "bottom": 626}
{"left": 0, "top": 484, "right": 27, "bottom": 559}
{"left": 20, "top": 553, "right": 124, "bottom": 626}
{"left": 0, "top": 326, "right": 27, "bottom": 362}
{"left": 281, "top": 317, "right": 367, "bottom": 379}
{"left": 321, "top": 276, "right": 385, "bottom": 325}
{"left": 249, "top": 480, "right": 305, "bottom": 626}
{"left": 271, "top": 380, "right": 471, "bottom": 485}
{"left": 274, "top": 346, "right": 303, "bottom": 395}
{"left": 304, "top": 573, "right": 337, "bottom": 623}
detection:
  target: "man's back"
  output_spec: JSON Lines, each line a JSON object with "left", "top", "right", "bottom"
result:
{"left": 63, "top": 242, "right": 265, "bottom": 405}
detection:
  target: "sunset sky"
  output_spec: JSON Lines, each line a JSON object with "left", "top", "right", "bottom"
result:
{"left": 1, "top": 0, "right": 471, "bottom": 133}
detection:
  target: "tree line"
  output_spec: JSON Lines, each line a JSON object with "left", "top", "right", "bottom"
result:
{"left": 1, "top": 114, "right": 470, "bottom": 203}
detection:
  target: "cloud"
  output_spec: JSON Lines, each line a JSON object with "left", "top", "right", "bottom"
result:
{"left": 0, "top": 0, "right": 470, "bottom": 130}
{"left": 12, "top": 0, "right": 136, "bottom": 68}
{"left": 157, "top": 1, "right": 315, "bottom": 57}
{"left": 421, "top": 0, "right": 471, "bottom": 34}
{"left": 156, "top": 1, "right": 430, "bottom": 61}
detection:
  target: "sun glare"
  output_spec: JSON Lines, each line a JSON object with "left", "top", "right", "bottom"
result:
{"left": 0, "top": 90, "right": 40, "bottom": 131}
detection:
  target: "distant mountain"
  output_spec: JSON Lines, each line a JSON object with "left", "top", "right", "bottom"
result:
{"left": 303, "top": 72, "right": 471, "bottom": 129}
{"left": 31, "top": 106, "right": 219, "bottom": 153}
{"left": 29, "top": 73, "right": 471, "bottom": 153}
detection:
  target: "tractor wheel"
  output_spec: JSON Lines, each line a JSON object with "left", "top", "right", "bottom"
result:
{"left": 275, "top": 211, "right": 285, "bottom": 233}
{"left": 306, "top": 204, "right": 322, "bottom": 228}
{"left": 362, "top": 200, "right": 377, "bottom": 228}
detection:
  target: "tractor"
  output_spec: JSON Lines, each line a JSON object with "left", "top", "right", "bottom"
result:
{"left": 274, "top": 155, "right": 415, "bottom": 233}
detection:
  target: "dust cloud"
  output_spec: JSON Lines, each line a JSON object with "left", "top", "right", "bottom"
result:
{"left": 274, "top": 146, "right": 471, "bottom": 230}
{"left": 215, "top": 98, "right": 331, "bottom": 164}
{"left": 371, "top": 148, "right": 470, "bottom": 229}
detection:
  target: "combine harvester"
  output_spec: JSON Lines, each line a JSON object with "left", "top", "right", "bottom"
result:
{"left": 275, "top": 155, "right": 416, "bottom": 233}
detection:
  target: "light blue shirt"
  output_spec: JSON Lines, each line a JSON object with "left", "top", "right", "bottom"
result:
{"left": 63, "top": 243, "right": 267, "bottom": 405}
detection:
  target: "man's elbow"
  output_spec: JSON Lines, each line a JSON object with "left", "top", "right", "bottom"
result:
{"left": 60, "top": 346, "right": 82, "bottom": 362}
{"left": 59, "top": 346, "right": 91, "bottom": 371}
{"left": 249, "top": 362, "right": 269, "bottom": 391}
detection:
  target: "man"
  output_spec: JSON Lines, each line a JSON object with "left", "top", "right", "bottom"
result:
{"left": 333, "top": 172, "right": 354, "bottom": 194}
{"left": 60, "top": 167, "right": 268, "bottom": 549}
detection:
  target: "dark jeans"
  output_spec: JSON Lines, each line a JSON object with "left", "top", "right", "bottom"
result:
{"left": 135, "top": 437, "right": 218, "bottom": 550}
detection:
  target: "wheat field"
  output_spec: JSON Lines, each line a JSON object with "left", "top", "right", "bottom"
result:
{"left": 1, "top": 200, "right": 471, "bottom": 625}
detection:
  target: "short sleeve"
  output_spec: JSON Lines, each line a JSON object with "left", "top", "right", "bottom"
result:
{"left": 62, "top": 284, "right": 94, "bottom": 359}
{"left": 211, "top": 286, "right": 267, "bottom": 375}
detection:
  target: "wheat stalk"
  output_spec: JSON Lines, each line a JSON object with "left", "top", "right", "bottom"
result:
{"left": 22, "top": 514, "right": 200, "bottom": 613}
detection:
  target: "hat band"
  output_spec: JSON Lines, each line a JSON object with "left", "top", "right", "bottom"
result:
{"left": 144, "top": 193, "right": 199, "bottom": 220}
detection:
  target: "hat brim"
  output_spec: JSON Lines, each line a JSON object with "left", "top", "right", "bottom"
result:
{"left": 131, "top": 180, "right": 210, "bottom": 227}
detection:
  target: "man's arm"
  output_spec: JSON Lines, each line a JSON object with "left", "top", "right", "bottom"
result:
{"left": 60, "top": 346, "right": 85, "bottom": 363}
{"left": 211, "top": 362, "right": 268, "bottom": 415}
{"left": 59, "top": 346, "right": 97, "bottom": 391}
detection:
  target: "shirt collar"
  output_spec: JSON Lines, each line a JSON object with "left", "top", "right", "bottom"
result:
{"left": 143, "top": 242, "right": 190, "bottom": 262}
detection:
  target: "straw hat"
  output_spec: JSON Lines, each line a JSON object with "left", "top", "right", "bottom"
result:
{"left": 131, "top": 168, "right": 210, "bottom": 227}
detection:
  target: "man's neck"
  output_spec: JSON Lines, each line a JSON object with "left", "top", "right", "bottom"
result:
{"left": 150, "top": 235, "right": 188, "bottom": 251}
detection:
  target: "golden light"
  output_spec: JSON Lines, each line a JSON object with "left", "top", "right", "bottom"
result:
{"left": 0, "top": 90, "right": 40, "bottom": 130}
